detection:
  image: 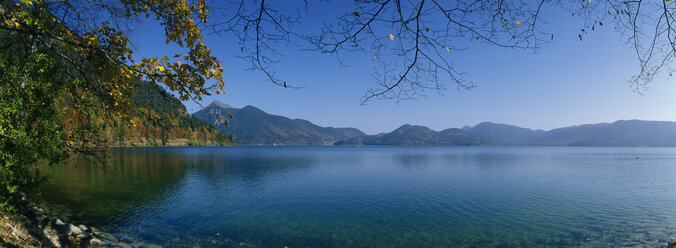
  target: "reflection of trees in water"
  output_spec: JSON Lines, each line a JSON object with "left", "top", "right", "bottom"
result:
{"left": 34, "top": 147, "right": 319, "bottom": 230}
{"left": 35, "top": 148, "right": 191, "bottom": 229}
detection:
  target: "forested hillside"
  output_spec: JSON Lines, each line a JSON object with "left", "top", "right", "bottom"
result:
{"left": 75, "top": 83, "right": 235, "bottom": 147}
{"left": 193, "top": 101, "right": 364, "bottom": 145}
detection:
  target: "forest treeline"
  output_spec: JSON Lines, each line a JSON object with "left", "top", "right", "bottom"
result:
{"left": 73, "top": 83, "right": 235, "bottom": 147}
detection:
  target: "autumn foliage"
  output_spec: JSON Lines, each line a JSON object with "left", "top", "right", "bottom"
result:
{"left": 0, "top": 0, "right": 225, "bottom": 212}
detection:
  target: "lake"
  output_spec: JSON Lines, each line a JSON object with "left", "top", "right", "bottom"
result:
{"left": 35, "top": 146, "right": 676, "bottom": 247}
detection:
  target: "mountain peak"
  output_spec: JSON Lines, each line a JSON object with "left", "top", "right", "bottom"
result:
{"left": 209, "top": 100, "right": 232, "bottom": 109}
{"left": 192, "top": 104, "right": 365, "bottom": 145}
{"left": 393, "top": 124, "right": 433, "bottom": 133}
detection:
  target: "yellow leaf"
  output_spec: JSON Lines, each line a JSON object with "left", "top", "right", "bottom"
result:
{"left": 372, "top": 55, "right": 376, "bottom": 61}
{"left": 445, "top": 46, "right": 450, "bottom": 52}
{"left": 516, "top": 20, "right": 522, "bottom": 28}
{"left": 389, "top": 34, "right": 394, "bottom": 41}
{"left": 156, "top": 65, "right": 165, "bottom": 72}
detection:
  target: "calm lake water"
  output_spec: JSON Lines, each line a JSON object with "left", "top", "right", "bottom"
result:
{"left": 36, "top": 146, "right": 676, "bottom": 247}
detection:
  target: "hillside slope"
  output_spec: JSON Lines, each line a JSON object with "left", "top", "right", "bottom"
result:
{"left": 526, "top": 120, "right": 676, "bottom": 146}
{"left": 193, "top": 101, "right": 364, "bottom": 145}
{"left": 462, "top": 122, "right": 545, "bottom": 144}
{"left": 463, "top": 120, "right": 676, "bottom": 147}
{"left": 80, "top": 83, "right": 235, "bottom": 147}
{"left": 335, "top": 124, "right": 498, "bottom": 146}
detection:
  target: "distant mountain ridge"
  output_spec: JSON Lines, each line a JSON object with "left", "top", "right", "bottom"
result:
{"left": 192, "top": 101, "right": 676, "bottom": 147}
{"left": 193, "top": 101, "right": 364, "bottom": 145}
{"left": 463, "top": 120, "right": 676, "bottom": 147}
{"left": 460, "top": 122, "right": 545, "bottom": 144}
{"left": 335, "top": 124, "right": 498, "bottom": 146}
{"left": 337, "top": 120, "right": 676, "bottom": 147}
{"left": 528, "top": 120, "right": 676, "bottom": 146}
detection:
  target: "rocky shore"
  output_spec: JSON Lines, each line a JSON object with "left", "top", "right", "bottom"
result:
{"left": 0, "top": 196, "right": 160, "bottom": 248}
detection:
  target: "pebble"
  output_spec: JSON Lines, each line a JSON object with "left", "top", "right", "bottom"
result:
{"left": 90, "top": 238, "right": 105, "bottom": 246}
{"left": 67, "top": 223, "right": 83, "bottom": 236}
{"left": 98, "top": 231, "right": 119, "bottom": 242}
{"left": 111, "top": 242, "right": 133, "bottom": 248}
{"left": 55, "top": 218, "right": 65, "bottom": 226}
{"left": 79, "top": 224, "right": 90, "bottom": 232}
{"left": 77, "top": 231, "right": 92, "bottom": 239}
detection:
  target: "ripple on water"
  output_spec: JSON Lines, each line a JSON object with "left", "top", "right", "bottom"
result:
{"left": 35, "top": 146, "right": 676, "bottom": 247}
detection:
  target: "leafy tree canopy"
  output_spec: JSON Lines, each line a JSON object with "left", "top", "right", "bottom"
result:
{"left": 0, "top": 0, "right": 224, "bottom": 212}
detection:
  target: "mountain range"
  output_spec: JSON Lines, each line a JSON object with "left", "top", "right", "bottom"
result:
{"left": 192, "top": 101, "right": 676, "bottom": 147}
{"left": 192, "top": 101, "right": 364, "bottom": 145}
{"left": 335, "top": 125, "right": 497, "bottom": 146}
{"left": 460, "top": 120, "right": 676, "bottom": 146}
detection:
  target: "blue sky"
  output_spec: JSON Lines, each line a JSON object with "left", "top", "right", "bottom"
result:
{"left": 129, "top": 2, "right": 675, "bottom": 135}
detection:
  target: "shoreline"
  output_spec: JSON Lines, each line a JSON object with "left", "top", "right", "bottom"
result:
{"left": 3, "top": 200, "right": 675, "bottom": 247}
{"left": 1, "top": 196, "right": 160, "bottom": 248}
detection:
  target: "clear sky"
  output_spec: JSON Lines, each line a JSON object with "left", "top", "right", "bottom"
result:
{"left": 128, "top": 2, "right": 675, "bottom": 135}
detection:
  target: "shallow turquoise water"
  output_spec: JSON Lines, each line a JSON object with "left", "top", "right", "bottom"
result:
{"left": 37, "top": 146, "right": 676, "bottom": 247}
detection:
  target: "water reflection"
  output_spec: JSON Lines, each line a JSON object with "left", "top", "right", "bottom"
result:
{"left": 37, "top": 149, "right": 191, "bottom": 229}
{"left": 36, "top": 147, "right": 317, "bottom": 229}
{"left": 34, "top": 146, "right": 676, "bottom": 247}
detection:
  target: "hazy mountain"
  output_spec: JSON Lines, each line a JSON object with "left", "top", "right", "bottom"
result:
{"left": 193, "top": 101, "right": 675, "bottom": 147}
{"left": 462, "top": 122, "right": 545, "bottom": 144}
{"left": 193, "top": 101, "right": 365, "bottom": 145}
{"left": 338, "top": 120, "right": 676, "bottom": 147}
{"left": 335, "top": 124, "right": 498, "bottom": 146}
{"left": 525, "top": 120, "right": 676, "bottom": 147}
{"left": 462, "top": 120, "right": 676, "bottom": 146}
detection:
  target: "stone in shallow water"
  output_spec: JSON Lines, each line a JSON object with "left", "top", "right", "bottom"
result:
{"left": 90, "top": 238, "right": 105, "bottom": 246}
{"left": 54, "top": 218, "right": 65, "bottom": 226}
{"left": 111, "top": 242, "right": 133, "bottom": 248}
{"left": 97, "top": 232, "right": 118, "bottom": 242}
{"left": 77, "top": 231, "right": 91, "bottom": 239}
{"left": 66, "top": 223, "right": 82, "bottom": 236}
{"left": 668, "top": 239, "right": 676, "bottom": 248}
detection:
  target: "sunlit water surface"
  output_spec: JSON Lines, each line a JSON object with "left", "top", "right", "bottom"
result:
{"left": 36, "top": 146, "right": 676, "bottom": 247}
